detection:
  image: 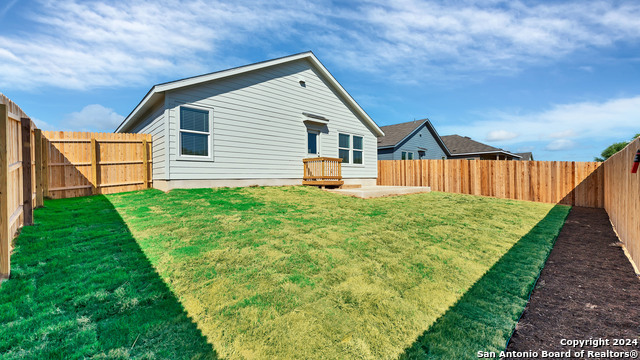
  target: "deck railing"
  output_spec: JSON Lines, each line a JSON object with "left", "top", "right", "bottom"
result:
{"left": 302, "top": 157, "right": 344, "bottom": 186}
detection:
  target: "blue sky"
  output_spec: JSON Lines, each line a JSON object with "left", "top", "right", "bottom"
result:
{"left": 1, "top": 0, "right": 639, "bottom": 161}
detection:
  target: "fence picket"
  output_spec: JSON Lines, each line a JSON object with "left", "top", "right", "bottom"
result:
{"left": 377, "top": 159, "right": 604, "bottom": 208}
{"left": 43, "top": 131, "right": 152, "bottom": 199}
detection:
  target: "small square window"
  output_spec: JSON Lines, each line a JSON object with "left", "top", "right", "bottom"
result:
{"left": 353, "top": 136, "right": 363, "bottom": 150}
{"left": 181, "top": 132, "right": 208, "bottom": 156}
{"left": 353, "top": 150, "right": 363, "bottom": 164}
{"left": 339, "top": 149, "right": 350, "bottom": 163}
{"left": 339, "top": 134, "right": 350, "bottom": 148}
{"left": 180, "top": 107, "right": 209, "bottom": 132}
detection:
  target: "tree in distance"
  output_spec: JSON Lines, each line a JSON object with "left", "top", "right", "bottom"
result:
{"left": 594, "top": 133, "right": 640, "bottom": 162}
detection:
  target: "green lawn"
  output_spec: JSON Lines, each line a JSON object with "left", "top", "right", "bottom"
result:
{"left": 0, "top": 187, "right": 569, "bottom": 359}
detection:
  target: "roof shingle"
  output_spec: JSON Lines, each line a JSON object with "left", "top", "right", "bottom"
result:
{"left": 377, "top": 119, "right": 428, "bottom": 148}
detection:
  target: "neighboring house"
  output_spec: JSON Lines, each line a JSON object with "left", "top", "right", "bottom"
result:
{"left": 377, "top": 119, "right": 451, "bottom": 160}
{"left": 514, "top": 152, "right": 534, "bottom": 161}
{"left": 115, "top": 52, "right": 384, "bottom": 191}
{"left": 441, "top": 135, "right": 521, "bottom": 160}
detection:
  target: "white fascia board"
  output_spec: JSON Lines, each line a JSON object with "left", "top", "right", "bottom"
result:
{"left": 116, "top": 51, "right": 385, "bottom": 138}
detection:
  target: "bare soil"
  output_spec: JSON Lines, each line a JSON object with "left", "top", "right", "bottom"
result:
{"left": 506, "top": 207, "right": 640, "bottom": 359}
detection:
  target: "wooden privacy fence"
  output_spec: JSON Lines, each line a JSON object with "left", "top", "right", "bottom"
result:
{"left": 604, "top": 137, "right": 640, "bottom": 270}
{"left": 1, "top": 94, "right": 153, "bottom": 278}
{"left": 377, "top": 159, "right": 604, "bottom": 208}
{"left": 0, "top": 96, "right": 37, "bottom": 279}
{"left": 43, "top": 132, "right": 152, "bottom": 199}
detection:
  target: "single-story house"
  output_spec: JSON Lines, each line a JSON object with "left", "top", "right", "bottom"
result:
{"left": 514, "top": 152, "right": 534, "bottom": 161}
{"left": 440, "top": 135, "right": 521, "bottom": 160}
{"left": 115, "top": 51, "right": 385, "bottom": 191}
{"left": 377, "top": 119, "right": 451, "bottom": 160}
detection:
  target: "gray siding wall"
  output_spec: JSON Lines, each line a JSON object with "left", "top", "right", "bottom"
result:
{"left": 377, "top": 148, "right": 394, "bottom": 161}
{"left": 131, "top": 106, "right": 167, "bottom": 180}
{"left": 163, "top": 59, "right": 378, "bottom": 180}
{"left": 379, "top": 125, "right": 447, "bottom": 160}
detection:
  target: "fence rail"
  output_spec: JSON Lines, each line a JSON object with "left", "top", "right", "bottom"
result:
{"left": 604, "top": 137, "right": 640, "bottom": 269}
{"left": 43, "top": 131, "right": 152, "bottom": 199}
{"left": 377, "top": 159, "right": 604, "bottom": 208}
{"left": 1, "top": 93, "right": 154, "bottom": 278}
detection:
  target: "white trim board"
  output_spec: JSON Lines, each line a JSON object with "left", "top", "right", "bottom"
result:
{"left": 116, "top": 51, "right": 384, "bottom": 138}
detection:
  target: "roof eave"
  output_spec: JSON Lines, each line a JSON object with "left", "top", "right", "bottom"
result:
{"left": 450, "top": 150, "right": 521, "bottom": 158}
{"left": 423, "top": 120, "right": 452, "bottom": 157}
{"left": 116, "top": 51, "right": 385, "bottom": 137}
{"left": 378, "top": 119, "right": 452, "bottom": 156}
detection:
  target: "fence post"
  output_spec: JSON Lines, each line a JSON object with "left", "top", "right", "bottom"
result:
{"left": 91, "top": 138, "right": 98, "bottom": 194}
{"left": 21, "top": 118, "right": 33, "bottom": 226}
{"left": 0, "top": 104, "right": 8, "bottom": 278}
{"left": 142, "top": 139, "right": 149, "bottom": 188}
{"left": 42, "top": 136, "right": 48, "bottom": 198}
{"left": 34, "top": 129, "right": 43, "bottom": 208}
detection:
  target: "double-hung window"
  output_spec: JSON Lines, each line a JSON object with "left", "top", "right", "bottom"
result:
{"left": 338, "top": 133, "right": 363, "bottom": 164}
{"left": 179, "top": 106, "right": 212, "bottom": 159}
{"left": 401, "top": 151, "right": 414, "bottom": 160}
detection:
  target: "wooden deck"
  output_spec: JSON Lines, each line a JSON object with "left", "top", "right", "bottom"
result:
{"left": 303, "top": 157, "right": 343, "bottom": 187}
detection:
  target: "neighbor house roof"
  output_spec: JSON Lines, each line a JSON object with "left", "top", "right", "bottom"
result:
{"left": 115, "top": 51, "right": 384, "bottom": 137}
{"left": 514, "top": 152, "right": 534, "bottom": 161}
{"left": 441, "top": 135, "right": 520, "bottom": 158}
{"left": 377, "top": 119, "right": 451, "bottom": 156}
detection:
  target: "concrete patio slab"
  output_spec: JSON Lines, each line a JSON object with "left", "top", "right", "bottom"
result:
{"left": 327, "top": 186, "right": 431, "bottom": 199}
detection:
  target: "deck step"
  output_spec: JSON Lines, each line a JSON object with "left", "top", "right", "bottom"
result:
{"left": 340, "top": 184, "right": 362, "bottom": 189}
{"left": 302, "top": 180, "right": 344, "bottom": 187}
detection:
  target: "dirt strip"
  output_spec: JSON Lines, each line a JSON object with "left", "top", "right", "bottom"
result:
{"left": 505, "top": 207, "right": 640, "bottom": 360}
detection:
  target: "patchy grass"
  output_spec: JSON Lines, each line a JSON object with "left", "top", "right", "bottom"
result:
{"left": 0, "top": 187, "right": 569, "bottom": 359}
{"left": 105, "top": 186, "right": 568, "bottom": 359}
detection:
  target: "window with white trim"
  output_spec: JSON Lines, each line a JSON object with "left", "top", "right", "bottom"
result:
{"left": 338, "top": 133, "right": 363, "bottom": 164}
{"left": 353, "top": 135, "right": 363, "bottom": 164}
{"left": 401, "top": 151, "right": 414, "bottom": 160}
{"left": 179, "top": 107, "right": 211, "bottom": 157}
{"left": 308, "top": 130, "right": 320, "bottom": 156}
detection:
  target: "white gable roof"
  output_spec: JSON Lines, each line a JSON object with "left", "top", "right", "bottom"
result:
{"left": 116, "top": 51, "right": 384, "bottom": 136}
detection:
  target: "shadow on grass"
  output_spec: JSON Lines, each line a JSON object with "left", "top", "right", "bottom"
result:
{"left": 398, "top": 204, "right": 570, "bottom": 360}
{"left": 0, "top": 195, "right": 217, "bottom": 359}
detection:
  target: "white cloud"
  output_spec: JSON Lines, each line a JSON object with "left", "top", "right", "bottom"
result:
{"left": 486, "top": 130, "right": 519, "bottom": 141}
{"left": 62, "top": 104, "right": 124, "bottom": 132}
{"left": 437, "top": 94, "right": 640, "bottom": 159}
{"left": 440, "top": 95, "right": 640, "bottom": 143}
{"left": 31, "top": 117, "right": 56, "bottom": 131}
{"left": 1, "top": 0, "right": 639, "bottom": 90}
{"left": 545, "top": 139, "right": 576, "bottom": 151}
{"left": 318, "top": 0, "right": 640, "bottom": 82}
{"left": 0, "top": 0, "right": 314, "bottom": 90}
{"left": 517, "top": 146, "right": 535, "bottom": 152}
{"left": 549, "top": 130, "right": 577, "bottom": 138}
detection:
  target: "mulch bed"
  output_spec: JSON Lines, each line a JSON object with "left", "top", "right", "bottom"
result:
{"left": 505, "top": 207, "right": 640, "bottom": 359}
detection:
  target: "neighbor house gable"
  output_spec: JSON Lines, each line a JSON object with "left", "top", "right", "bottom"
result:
{"left": 377, "top": 119, "right": 451, "bottom": 160}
